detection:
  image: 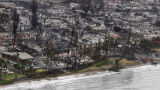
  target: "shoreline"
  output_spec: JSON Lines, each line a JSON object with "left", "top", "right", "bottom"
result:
{"left": 0, "top": 62, "right": 151, "bottom": 87}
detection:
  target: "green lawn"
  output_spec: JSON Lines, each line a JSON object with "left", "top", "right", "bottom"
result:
{"left": 36, "top": 69, "right": 47, "bottom": 73}
{"left": 1, "top": 73, "right": 23, "bottom": 80}
{"left": 95, "top": 58, "right": 116, "bottom": 67}
{"left": 95, "top": 61, "right": 108, "bottom": 67}
{"left": 0, "top": 80, "right": 13, "bottom": 85}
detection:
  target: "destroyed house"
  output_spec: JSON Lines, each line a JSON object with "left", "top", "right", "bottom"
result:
{"left": 1, "top": 52, "right": 34, "bottom": 66}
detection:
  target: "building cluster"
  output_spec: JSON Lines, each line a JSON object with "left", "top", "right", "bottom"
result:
{"left": 0, "top": 0, "right": 160, "bottom": 73}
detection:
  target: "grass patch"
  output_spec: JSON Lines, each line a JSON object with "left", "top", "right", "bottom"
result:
{"left": 95, "top": 58, "right": 117, "bottom": 67}
{"left": 36, "top": 69, "right": 45, "bottom": 73}
{"left": 119, "top": 58, "right": 138, "bottom": 67}
{"left": 70, "top": 69, "right": 79, "bottom": 73}
{"left": 107, "top": 58, "right": 117, "bottom": 64}
{"left": 30, "top": 74, "right": 45, "bottom": 79}
{"left": 0, "top": 4, "right": 4, "bottom": 8}
{"left": 0, "top": 80, "right": 13, "bottom": 85}
{"left": 31, "top": 71, "right": 63, "bottom": 79}
{"left": 1, "top": 73, "right": 23, "bottom": 80}
{"left": 95, "top": 61, "right": 108, "bottom": 67}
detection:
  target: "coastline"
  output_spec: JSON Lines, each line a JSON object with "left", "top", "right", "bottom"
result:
{"left": 0, "top": 61, "right": 151, "bottom": 87}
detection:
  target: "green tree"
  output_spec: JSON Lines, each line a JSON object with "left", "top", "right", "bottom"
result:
{"left": 103, "top": 37, "right": 110, "bottom": 56}
{"left": 13, "top": 52, "right": 24, "bottom": 78}
{"left": 94, "top": 39, "right": 103, "bottom": 59}
{"left": 25, "top": 59, "right": 35, "bottom": 75}
{"left": 2, "top": 59, "right": 9, "bottom": 72}
{"left": 98, "top": 38, "right": 102, "bottom": 49}
{"left": 15, "top": 63, "right": 22, "bottom": 73}
{"left": 43, "top": 58, "right": 49, "bottom": 72}
{"left": 13, "top": 63, "right": 22, "bottom": 79}
{"left": 96, "top": 38, "right": 103, "bottom": 58}
{"left": 1, "top": 59, "right": 9, "bottom": 80}
{"left": 88, "top": 41, "right": 93, "bottom": 56}
{"left": 1, "top": 58, "right": 9, "bottom": 79}
{"left": 0, "top": 61, "right": 2, "bottom": 78}
{"left": 46, "top": 50, "right": 58, "bottom": 72}
{"left": 15, "top": 52, "right": 19, "bottom": 60}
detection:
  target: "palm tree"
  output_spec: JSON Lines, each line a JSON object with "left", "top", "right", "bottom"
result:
{"left": 14, "top": 63, "right": 22, "bottom": 73}
{"left": 95, "top": 38, "right": 103, "bottom": 59}
{"left": 13, "top": 63, "right": 21, "bottom": 79}
{"left": 45, "top": 50, "right": 58, "bottom": 72}
{"left": 0, "top": 61, "right": 3, "bottom": 80}
{"left": 43, "top": 58, "right": 49, "bottom": 72}
{"left": 2, "top": 59, "right": 9, "bottom": 74}
{"left": 1, "top": 59, "right": 9, "bottom": 80}
{"left": 27, "top": 59, "right": 35, "bottom": 75}
{"left": 88, "top": 41, "right": 93, "bottom": 57}
{"left": 15, "top": 52, "right": 19, "bottom": 61}
{"left": 49, "top": 51, "right": 58, "bottom": 71}
{"left": 103, "top": 37, "right": 109, "bottom": 56}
